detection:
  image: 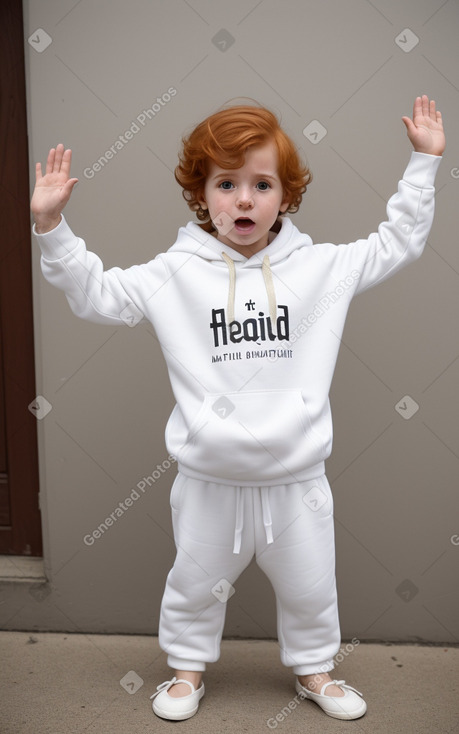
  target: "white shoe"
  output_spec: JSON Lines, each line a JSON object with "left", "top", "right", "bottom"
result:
{"left": 295, "top": 678, "right": 367, "bottom": 720}
{"left": 150, "top": 677, "right": 205, "bottom": 720}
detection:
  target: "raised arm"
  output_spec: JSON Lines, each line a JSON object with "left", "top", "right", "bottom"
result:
{"left": 31, "top": 145, "right": 168, "bottom": 327}
{"left": 332, "top": 95, "right": 444, "bottom": 294}
{"left": 31, "top": 144, "right": 79, "bottom": 233}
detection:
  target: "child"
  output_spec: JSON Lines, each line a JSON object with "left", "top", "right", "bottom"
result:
{"left": 31, "top": 95, "right": 445, "bottom": 721}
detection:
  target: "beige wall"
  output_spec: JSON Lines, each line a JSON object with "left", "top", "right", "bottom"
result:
{"left": 5, "top": 0, "right": 458, "bottom": 642}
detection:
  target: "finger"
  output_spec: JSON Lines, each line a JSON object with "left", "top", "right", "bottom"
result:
{"left": 66, "top": 177, "right": 79, "bottom": 194}
{"left": 60, "top": 148, "right": 73, "bottom": 178}
{"left": 53, "top": 143, "right": 65, "bottom": 173}
{"left": 412, "top": 96, "right": 422, "bottom": 121}
{"left": 45, "top": 147, "right": 56, "bottom": 175}
{"left": 421, "top": 94, "right": 429, "bottom": 117}
{"left": 35, "top": 161, "right": 43, "bottom": 183}
{"left": 401, "top": 116, "right": 415, "bottom": 135}
{"left": 429, "top": 99, "right": 436, "bottom": 120}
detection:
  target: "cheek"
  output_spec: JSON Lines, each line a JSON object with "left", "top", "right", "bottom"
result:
{"left": 262, "top": 194, "right": 285, "bottom": 214}
{"left": 208, "top": 192, "right": 228, "bottom": 213}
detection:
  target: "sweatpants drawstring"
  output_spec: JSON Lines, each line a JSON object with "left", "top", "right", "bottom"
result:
{"left": 261, "top": 487, "right": 274, "bottom": 545}
{"left": 232, "top": 487, "right": 274, "bottom": 554}
{"left": 233, "top": 486, "right": 244, "bottom": 555}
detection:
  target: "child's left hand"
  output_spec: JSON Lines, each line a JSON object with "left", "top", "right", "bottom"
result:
{"left": 402, "top": 95, "right": 445, "bottom": 156}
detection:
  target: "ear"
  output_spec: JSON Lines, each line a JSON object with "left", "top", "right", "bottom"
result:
{"left": 197, "top": 191, "right": 208, "bottom": 210}
{"left": 279, "top": 196, "right": 290, "bottom": 213}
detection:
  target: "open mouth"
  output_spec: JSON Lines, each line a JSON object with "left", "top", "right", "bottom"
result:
{"left": 234, "top": 217, "right": 255, "bottom": 232}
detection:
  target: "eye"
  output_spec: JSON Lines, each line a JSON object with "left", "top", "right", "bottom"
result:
{"left": 256, "top": 181, "right": 271, "bottom": 191}
{"left": 219, "top": 180, "right": 234, "bottom": 190}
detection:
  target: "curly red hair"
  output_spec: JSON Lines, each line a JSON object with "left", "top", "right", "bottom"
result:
{"left": 175, "top": 104, "right": 312, "bottom": 231}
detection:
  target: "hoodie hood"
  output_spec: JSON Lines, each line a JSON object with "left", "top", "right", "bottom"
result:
{"left": 168, "top": 216, "right": 313, "bottom": 265}
{"left": 168, "top": 217, "right": 314, "bottom": 325}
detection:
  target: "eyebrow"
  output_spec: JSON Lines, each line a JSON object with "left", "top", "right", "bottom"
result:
{"left": 210, "top": 172, "right": 279, "bottom": 181}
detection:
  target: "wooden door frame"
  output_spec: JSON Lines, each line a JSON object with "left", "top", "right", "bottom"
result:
{"left": 0, "top": 0, "right": 42, "bottom": 555}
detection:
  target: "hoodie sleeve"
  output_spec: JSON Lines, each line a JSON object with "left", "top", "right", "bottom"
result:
{"left": 34, "top": 215, "right": 167, "bottom": 326}
{"left": 336, "top": 152, "right": 442, "bottom": 294}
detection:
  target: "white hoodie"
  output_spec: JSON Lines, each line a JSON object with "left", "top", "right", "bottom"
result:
{"left": 34, "top": 151, "right": 441, "bottom": 486}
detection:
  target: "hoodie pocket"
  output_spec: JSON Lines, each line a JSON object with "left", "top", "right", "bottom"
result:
{"left": 176, "top": 389, "right": 326, "bottom": 483}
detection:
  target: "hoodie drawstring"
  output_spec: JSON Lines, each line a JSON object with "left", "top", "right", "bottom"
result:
{"left": 221, "top": 252, "right": 277, "bottom": 328}
{"left": 262, "top": 255, "right": 277, "bottom": 327}
{"left": 233, "top": 487, "right": 274, "bottom": 554}
{"left": 221, "top": 252, "right": 236, "bottom": 325}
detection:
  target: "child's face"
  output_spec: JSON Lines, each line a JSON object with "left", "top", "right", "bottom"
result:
{"left": 199, "top": 141, "right": 290, "bottom": 257}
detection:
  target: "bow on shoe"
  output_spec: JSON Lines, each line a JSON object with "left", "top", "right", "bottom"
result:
{"left": 150, "top": 677, "right": 177, "bottom": 700}
{"left": 329, "top": 680, "right": 364, "bottom": 697}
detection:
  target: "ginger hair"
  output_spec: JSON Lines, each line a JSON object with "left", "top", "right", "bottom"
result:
{"left": 174, "top": 104, "right": 312, "bottom": 232}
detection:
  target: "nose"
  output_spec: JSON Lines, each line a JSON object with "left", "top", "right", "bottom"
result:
{"left": 236, "top": 187, "right": 254, "bottom": 209}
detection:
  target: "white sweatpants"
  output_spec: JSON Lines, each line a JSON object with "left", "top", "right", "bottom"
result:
{"left": 158, "top": 472, "right": 341, "bottom": 676}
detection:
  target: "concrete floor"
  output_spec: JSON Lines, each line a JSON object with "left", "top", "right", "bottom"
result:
{"left": 1, "top": 632, "right": 458, "bottom": 734}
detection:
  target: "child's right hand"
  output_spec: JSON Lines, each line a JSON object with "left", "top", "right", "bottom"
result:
{"left": 31, "top": 144, "right": 79, "bottom": 233}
